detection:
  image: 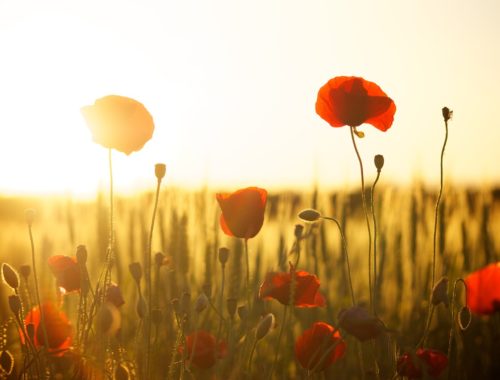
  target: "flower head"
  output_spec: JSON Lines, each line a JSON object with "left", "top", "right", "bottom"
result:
{"left": 338, "top": 306, "right": 384, "bottom": 341}
{"left": 465, "top": 262, "right": 500, "bottom": 315}
{"left": 81, "top": 95, "right": 154, "bottom": 155}
{"left": 48, "top": 255, "right": 81, "bottom": 293}
{"left": 180, "top": 330, "right": 227, "bottom": 369}
{"left": 259, "top": 267, "right": 325, "bottom": 308}
{"left": 316, "top": 76, "right": 396, "bottom": 131}
{"left": 295, "top": 322, "right": 346, "bottom": 371}
{"left": 216, "top": 187, "right": 267, "bottom": 239}
{"left": 397, "top": 348, "right": 448, "bottom": 379}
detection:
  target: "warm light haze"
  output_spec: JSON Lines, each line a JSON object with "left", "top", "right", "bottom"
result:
{"left": 0, "top": 0, "right": 499, "bottom": 196}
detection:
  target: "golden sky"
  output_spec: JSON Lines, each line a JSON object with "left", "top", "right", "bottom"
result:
{"left": 0, "top": 0, "right": 499, "bottom": 196}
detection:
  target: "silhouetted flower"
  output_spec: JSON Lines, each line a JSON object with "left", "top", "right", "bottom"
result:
{"left": 295, "top": 322, "right": 346, "bottom": 371}
{"left": 24, "top": 302, "right": 72, "bottom": 353}
{"left": 81, "top": 95, "right": 154, "bottom": 155}
{"left": 48, "top": 255, "right": 81, "bottom": 293}
{"left": 338, "top": 306, "right": 384, "bottom": 341}
{"left": 216, "top": 187, "right": 267, "bottom": 239}
{"left": 316, "top": 76, "right": 396, "bottom": 131}
{"left": 106, "top": 283, "right": 125, "bottom": 307}
{"left": 259, "top": 267, "right": 325, "bottom": 308}
{"left": 180, "top": 330, "right": 227, "bottom": 369}
{"left": 397, "top": 348, "right": 448, "bottom": 379}
{"left": 465, "top": 262, "right": 500, "bottom": 315}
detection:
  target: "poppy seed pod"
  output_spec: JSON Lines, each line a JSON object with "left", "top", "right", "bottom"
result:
{"left": 2, "top": 263, "right": 20, "bottom": 290}
{"left": 0, "top": 350, "right": 14, "bottom": 375}
{"left": 128, "top": 262, "right": 142, "bottom": 284}
{"left": 155, "top": 163, "right": 166, "bottom": 180}
{"left": 431, "top": 277, "right": 449, "bottom": 307}
{"left": 442, "top": 107, "right": 453, "bottom": 122}
{"left": 195, "top": 293, "right": 209, "bottom": 313}
{"left": 19, "top": 265, "right": 31, "bottom": 279}
{"left": 8, "top": 295, "right": 21, "bottom": 317}
{"left": 298, "top": 209, "right": 321, "bottom": 223}
{"left": 255, "top": 313, "right": 275, "bottom": 341}
{"left": 374, "top": 154, "right": 385, "bottom": 172}
{"left": 25, "top": 209, "right": 36, "bottom": 225}
{"left": 76, "top": 245, "right": 88, "bottom": 265}
{"left": 218, "top": 248, "right": 230, "bottom": 266}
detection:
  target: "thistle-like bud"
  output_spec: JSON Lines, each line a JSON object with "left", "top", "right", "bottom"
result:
{"left": 25, "top": 209, "right": 36, "bottom": 226}
{"left": 0, "top": 350, "right": 14, "bottom": 375}
{"left": 19, "top": 265, "right": 31, "bottom": 279}
{"left": 431, "top": 277, "right": 449, "bottom": 307}
{"left": 442, "top": 107, "right": 453, "bottom": 122}
{"left": 114, "top": 364, "right": 130, "bottom": 380}
{"left": 76, "top": 245, "right": 88, "bottom": 265}
{"left": 256, "top": 313, "right": 275, "bottom": 340}
{"left": 8, "top": 295, "right": 21, "bottom": 317}
{"left": 129, "top": 262, "right": 142, "bottom": 284}
{"left": 298, "top": 209, "right": 321, "bottom": 223}
{"left": 227, "top": 297, "right": 237, "bottom": 319}
{"left": 2, "top": 263, "right": 20, "bottom": 290}
{"left": 218, "top": 247, "right": 229, "bottom": 266}
{"left": 195, "top": 293, "right": 209, "bottom": 313}
{"left": 155, "top": 163, "right": 166, "bottom": 180}
{"left": 294, "top": 224, "right": 304, "bottom": 240}
{"left": 374, "top": 154, "right": 385, "bottom": 172}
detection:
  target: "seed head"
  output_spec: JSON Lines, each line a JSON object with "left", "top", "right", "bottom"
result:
{"left": 0, "top": 350, "right": 14, "bottom": 375}
{"left": 2, "top": 263, "right": 20, "bottom": 290}
{"left": 458, "top": 306, "right": 471, "bottom": 331}
{"left": 155, "top": 163, "right": 166, "bottom": 180}
{"left": 218, "top": 247, "right": 230, "bottom": 266}
{"left": 256, "top": 313, "right": 275, "bottom": 340}
{"left": 298, "top": 209, "right": 321, "bottom": 223}
{"left": 442, "top": 107, "right": 453, "bottom": 122}
{"left": 374, "top": 154, "right": 385, "bottom": 172}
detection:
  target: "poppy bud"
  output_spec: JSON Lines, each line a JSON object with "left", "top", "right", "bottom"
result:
{"left": 226, "top": 298, "right": 237, "bottom": 319}
{"left": 442, "top": 107, "right": 453, "bottom": 122}
{"left": 128, "top": 262, "right": 142, "bottom": 284}
{"left": 195, "top": 293, "right": 209, "bottom": 313}
{"left": 338, "top": 306, "right": 384, "bottom": 341}
{"left": 96, "top": 302, "right": 121, "bottom": 336}
{"left": 8, "top": 295, "right": 21, "bottom": 317}
{"left": 136, "top": 296, "right": 147, "bottom": 319}
{"left": 218, "top": 247, "right": 229, "bottom": 266}
{"left": 155, "top": 163, "right": 166, "bottom": 180}
{"left": 19, "top": 265, "right": 31, "bottom": 279}
{"left": 76, "top": 245, "right": 87, "bottom": 265}
{"left": 294, "top": 224, "right": 304, "bottom": 240}
{"left": 431, "top": 277, "right": 449, "bottom": 307}
{"left": 458, "top": 306, "right": 471, "bottom": 331}
{"left": 154, "top": 252, "right": 166, "bottom": 267}
{"left": 374, "top": 154, "right": 385, "bottom": 172}
{"left": 353, "top": 128, "right": 365, "bottom": 138}
{"left": 180, "top": 292, "right": 191, "bottom": 316}
{"left": 298, "top": 209, "right": 321, "bottom": 223}
{"left": 0, "top": 350, "right": 14, "bottom": 375}
{"left": 256, "top": 313, "right": 275, "bottom": 341}
{"left": 237, "top": 305, "right": 248, "bottom": 321}
{"left": 106, "top": 284, "right": 125, "bottom": 307}
{"left": 2, "top": 263, "right": 20, "bottom": 290}
{"left": 25, "top": 209, "right": 36, "bottom": 225}
{"left": 115, "top": 364, "right": 130, "bottom": 380}
{"left": 151, "top": 309, "right": 162, "bottom": 326}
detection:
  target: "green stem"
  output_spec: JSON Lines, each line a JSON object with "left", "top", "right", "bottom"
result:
{"left": 247, "top": 337, "right": 258, "bottom": 374}
{"left": 371, "top": 171, "right": 381, "bottom": 315}
{"left": 268, "top": 305, "right": 288, "bottom": 380}
{"left": 244, "top": 239, "right": 251, "bottom": 308}
{"left": 349, "top": 127, "right": 373, "bottom": 311}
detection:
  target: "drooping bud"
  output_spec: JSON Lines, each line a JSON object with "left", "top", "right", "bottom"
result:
{"left": 19, "top": 265, "right": 31, "bottom": 279}
{"left": 25, "top": 209, "right": 36, "bottom": 226}
{"left": 458, "top": 306, "right": 471, "bottom": 331}
{"left": 128, "top": 262, "right": 142, "bottom": 284}
{"left": 374, "top": 154, "right": 385, "bottom": 172}
{"left": 76, "top": 245, "right": 88, "bottom": 265}
{"left": 442, "top": 107, "right": 453, "bottom": 122}
{"left": 294, "top": 224, "right": 304, "bottom": 240}
{"left": 298, "top": 209, "right": 321, "bottom": 223}
{"left": 2, "top": 263, "right": 20, "bottom": 290}
{"left": 226, "top": 298, "right": 237, "bottom": 319}
{"left": 0, "top": 350, "right": 14, "bottom": 375}
{"left": 155, "top": 163, "right": 166, "bottom": 180}
{"left": 256, "top": 313, "right": 275, "bottom": 340}
{"left": 431, "top": 277, "right": 449, "bottom": 307}
{"left": 218, "top": 247, "right": 230, "bottom": 266}
{"left": 195, "top": 293, "right": 209, "bottom": 313}
{"left": 8, "top": 295, "right": 22, "bottom": 317}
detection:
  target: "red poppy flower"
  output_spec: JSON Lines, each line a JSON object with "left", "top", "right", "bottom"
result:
{"left": 259, "top": 267, "right": 326, "bottom": 308}
{"left": 397, "top": 348, "right": 448, "bottom": 379}
{"left": 180, "top": 330, "right": 227, "bottom": 369}
{"left": 23, "top": 302, "right": 72, "bottom": 353}
{"left": 216, "top": 187, "right": 267, "bottom": 239}
{"left": 81, "top": 95, "right": 154, "bottom": 155}
{"left": 465, "top": 262, "right": 500, "bottom": 315}
{"left": 338, "top": 306, "right": 384, "bottom": 341}
{"left": 48, "top": 255, "right": 81, "bottom": 293}
{"left": 295, "top": 322, "right": 346, "bottom": 371}
{"left": 316, "top": 76, "right": 396, "bottom": 131}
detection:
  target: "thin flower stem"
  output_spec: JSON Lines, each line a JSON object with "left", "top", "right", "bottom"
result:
{"left": 244, "top": 239, "right": 251, "bottom": 308}
{"left": 216, "top": 264, "right": 226, "bottom": 342}
{"left": 268, "top": 304, "right": 288, "bottom": 380}
{"left": 247, "top": 337, "right": 258, "bottom": 374}
{"left": 104, "top": 148, "right": 115, "bottom": 297}
{"left": 371, "top": 171, "right": 381, "bottom": 315}
{"left": 349, "top": 127, "right": 373, "bottom": 311}
{"left": 322, "top": 217, "right": 356, "bottom": 306}
{"left": 145, "top": 177, "right": 163, "bottom": 379}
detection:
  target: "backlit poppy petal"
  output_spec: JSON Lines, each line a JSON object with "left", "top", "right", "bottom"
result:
{"left": 216, "top": 187, "right": 267, "bottom": 239}
{"left": 465, "top": 262, "right": 500, "bottom": 315}
{"left": 316, "top": 76, "right": 396, "bottom": 131}
{"left": 397, "top": 348, "right": 448, "bottom": 379}
{"left": 295, "top": 322, "right": 346, "bottom": 371}
{"left": 48, "top": 255, "right": 81, "bottom": 293}
{"left": 180, "top": 330, "right": 227, "bottom": 369}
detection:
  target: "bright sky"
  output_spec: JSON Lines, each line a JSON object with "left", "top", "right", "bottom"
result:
{"left": 0, "top": 0, "right": 499, "bottom": 196}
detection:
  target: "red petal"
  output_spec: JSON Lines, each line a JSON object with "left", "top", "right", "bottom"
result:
{"left": 466, "top": 263, "right": 500, "bottom": 315}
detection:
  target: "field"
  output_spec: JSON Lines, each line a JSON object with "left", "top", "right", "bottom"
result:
{"left": 0, "top": 183, "right": 499, "bottom": 379}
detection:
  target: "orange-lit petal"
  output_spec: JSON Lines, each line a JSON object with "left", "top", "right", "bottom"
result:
{"left": 465, "top": 262, "right": 500, "bottom": 315}
{"left": 48, "top": 255, "right": 81, "bottom": 293}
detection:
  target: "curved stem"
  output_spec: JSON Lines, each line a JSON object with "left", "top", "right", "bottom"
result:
{"left": 371, "top": 171, "right": 381, "bottom": 315}
{"left": 349, "top": 127, "right": 373, "bottom": 310}
{"left": 247, "top": 337, "right": 258, "bottom": 374}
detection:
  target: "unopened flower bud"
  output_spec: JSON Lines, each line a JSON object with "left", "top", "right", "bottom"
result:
{"left": 195, "top": 293, "right": 209, "bottom": 313}
{"left": 226, "top": 297, "right": 237, "bottom": 318}
{"left": 19, "top": 265, "right": 30, "bottom": 279}
{"left": 129, "top": 262, "right": 142, "bottom": 284}
{"left": 76, "top": 245, "right": 87, "bottom": 265}
{"left": 442, "top": 107, "right": 453, "bottom": 122}
{"left": 237, "top": 305, "right": 248, "bottom": 321}
{"left": 2, "top": 263, "right": 19, "bottom": 290}
{"left": 218, "top": 247, "right": 229, "bottom": 266}
{"left": 298, "top": 209, "right": 321, "bottom": 223}
{"left": 106, "top": 283, "right": 125, "bottom": 307}
{"left": 25, "top": 209, "right": 36, "bottom": 225}
{"left": 114, "top": 364, "right": 130, "bottom": 380}
{"left": 294, "top": 224, "right": 304, "bottom": 239}
{"left": 431, "top": 277, "right": 449, "bottom": 307}
{"left": 155, "top": 163, "right": 166, "bottom": 180}
{"left": 0, "top": 350, "right": 14, "bottom": 375}
{"left": 458, "top": 306, "right": 471, "bottom": 331}
{"left": 374, "top": 154, "right": 384, "bottom": 172}
{"left": 8, "top": 295, "right": 21, "bottom": 317}
{"left": 256, "top": 313, "right": 275, "bottom": 340}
